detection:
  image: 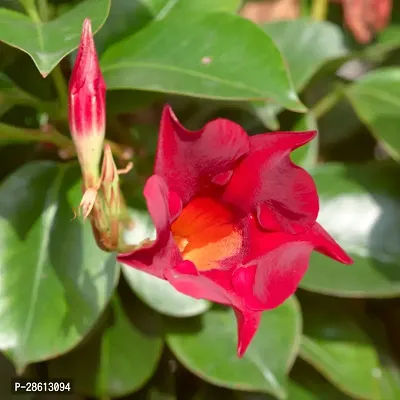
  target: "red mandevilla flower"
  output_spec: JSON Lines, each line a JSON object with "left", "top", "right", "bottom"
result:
{"left": 118, "top": 106, "right": 353, "bottom": 357}
{"left": 68, "top": 18, "right": 106, "bottom": 188}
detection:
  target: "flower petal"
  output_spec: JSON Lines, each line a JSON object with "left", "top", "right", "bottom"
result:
{"left": 117, "top": 175, "right": 181, "bottom": 278}
{"left": 234, "top": 308, "right": 262, "bottom": 357}
{"left": 155, "top": 105, "right": 250, "bottom": 204}
{"left": 164, "top": 261, "right": 238, "bottom": 306}
{"left": 223, "top": 131, "right": 318, "bottom": 234}
{"left": 310, "top": 222, "right": 354, "bottom": 265}
{"left": 232, "top": 218, "right": 352, "bottom": 310}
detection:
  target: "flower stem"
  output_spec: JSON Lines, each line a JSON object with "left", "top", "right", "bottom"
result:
{"left": 37, "top": 0, "right": 50, "bottom": 21}
{"left": 311, "top": 0, "right": 329, "bottom": 21}
{"left": 51, "top": 65, "right": 69, "bottom": 119}
{"left": 19, "top": 0, "right": 41, "bottom": 23}
{"left": 0, "top": 122, "right": 72, "bottom": 148}
{"left": 21, "top": 0, "right": 68, "bottom": 119}
{"left": 311, "top": 87, "right": 344, "bottom": 119}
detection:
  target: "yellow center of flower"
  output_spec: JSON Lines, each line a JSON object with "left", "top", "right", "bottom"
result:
{"left": 171, "top": 197, "right": 242, "bottom": 271}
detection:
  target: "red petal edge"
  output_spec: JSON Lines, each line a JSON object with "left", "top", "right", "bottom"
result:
{"left": 117, "top": 175, "right": 181, "bottom": 278}
{"left": 223, "top": 131, "right": 319, "bottom": 234}
{"left": 154, "top": 105, "right": 250, "bottom": 204}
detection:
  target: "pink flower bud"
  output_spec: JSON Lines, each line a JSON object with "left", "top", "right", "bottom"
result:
{"left": 69, "top": 18, "right": 106, "bottom": 187}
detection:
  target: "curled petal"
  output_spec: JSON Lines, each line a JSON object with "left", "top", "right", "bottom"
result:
{"left": 234, "top": 308, "right": 262, "bottom": 357}
{"left": 155, "top": 105, "right": 250, "bottom": 204}
{"left": 164, "top": 261, "right": 240, "bottom": 307}
{"left": 117, "top": 175, "right": 181, "bottom": 278}
{"left": 232, "top": 218, "right": 353, "bottom": 310}
{"left": 310, "top": 222, "right": 353, "bottom": 264}
{"left": 223, "top": 131, "right": 318, "bottom": 234}
{"left": 233, "top": 238, "right": 314, "bottom": 310}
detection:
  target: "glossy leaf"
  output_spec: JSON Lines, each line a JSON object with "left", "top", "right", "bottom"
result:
{"left": 101, "top": 12, "right": 304, "bottom": 110}
{"left": 0, "top": 0, "right": 110, "bottom": 76}
{"left": 263, "top": 19, "right": 348, "bottom": 93}
{"left": 346, "top": 68, "right": 400, "bottom": 161}
{"left": 0, "top": 162, "right": 118, "bottom": 371}
{"left": 301, "top": 163, "right": 400, "bottom": 297}
{"left": 94, "top": 0, "right": 154, "bottom": 55}
{"left": 166, "top": 297, "right": 301, "bottom": 399}
{"left": 48, "top": 295, "right": 163, "bottom": 398}
{"left": 300, "top": 297, "right": 382, "bottom": 400}
{"left": 254, "top": 19, "right": 348, "bottom": 129}
{"left": 237, "top": 361, "right": 353, "bottom": 400}
{"left": 121, "top": 209, "right": 211, "bottom": 317}
{"left": 123, "top": 267, "right": 211, "bottom": 317}
{"left": 159, "top": 0, "right": 242, "bottom": 16}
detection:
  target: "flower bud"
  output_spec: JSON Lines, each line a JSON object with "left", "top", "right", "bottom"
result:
{"left": 68, "top": 18, "right": 106, "bottom": 188}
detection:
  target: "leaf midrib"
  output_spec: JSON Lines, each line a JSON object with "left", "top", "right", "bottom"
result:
{"left": 102, "top": 61, "right": 273, "bottom": 98}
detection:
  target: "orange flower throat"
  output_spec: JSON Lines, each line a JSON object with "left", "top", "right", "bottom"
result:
{"left": 171, "top": 197, "right": 242, "bottom": 271}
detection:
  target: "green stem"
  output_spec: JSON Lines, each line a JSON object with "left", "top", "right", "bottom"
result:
{"left": 19, "top": 0, "right": 41, "bottom": 23}
{"left": 0, "top": 122, "right": 72, "bottom": 148}
{"left": 311, "top": 0, "right": 329, "bottom": 21}
{"left": 21, "top": 0, "right": 68, "bottom": 119}
{"left": 51, "top": 65, "right": 69, "bottom": 119}
{"left": 311, "top": 88, "right": 344, "bottom": 119}
{"left": 37, "top": 0, "right": 50, "bottom": 22}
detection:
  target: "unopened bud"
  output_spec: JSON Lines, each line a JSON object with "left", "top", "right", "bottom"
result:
{"left": 68, "top": 18, "right": 106, "bottom": 188}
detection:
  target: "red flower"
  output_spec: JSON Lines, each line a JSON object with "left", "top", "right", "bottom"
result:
{"left": 118, "top": 106, "right": 353, "bottom": 357}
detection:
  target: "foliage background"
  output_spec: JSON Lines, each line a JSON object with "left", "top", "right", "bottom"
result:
{"left": 0, "top": 0, "right": 400, "bottom": 399}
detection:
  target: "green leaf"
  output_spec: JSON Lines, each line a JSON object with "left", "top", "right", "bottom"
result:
{"left": 301, "top": 162, "right": 400, "bottom": 297}
{"left": 121, "top": 209, "right": 211, "bottom": 317}
{"left": 263, "top": 19, "right": 348, "bottom": 93}
{"left": 237, "top": 360, "right": 353, "bottom": 400}
{"left": 159, "top": 0, "right": 242, "bottom": 16}
{"left": 101, "top": 12, "right": 304, "bottom": 110}
{"left": 300, "top": 297, "right": 382, "bottom": 400}
{"left": 94, "top": 0, "right": 242, "bottom": 56}
{"left": 94, "top": 0, "right": 154, "bottom": 55}
{"left": 253, "top": 19, "right": 348, "bottom": 129}
{"left": 123, "top": 266, "right": 211, "bottom": 317}
{"left": 0, "top": 162, "right": 119, "bottom": 371}
{"left": 166, "top": 297, "right": 301, "bottom": 399}
{"left": 346, "top": 68, "right": 400, "bottom": 161}
{"left": 288, "top": 361, "right": 354, "bottom": 400}
{"left": 48, "top": 295, "right": 163, "bottom": 398}
{"left": 0, "top": 0, "right": 110, "bottom": 76}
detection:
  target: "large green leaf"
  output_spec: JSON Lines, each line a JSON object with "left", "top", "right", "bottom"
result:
{"left": 301, "top": 162, "right": 400, "bottom": 297}
{"left": 237, "top": 360, "right": 353, "bottom": 400}
{"left": 300, "top": 296, "right": 382, "bottom": 400}
{"left": 158, "top": 0, "right": 242, "bottom": 16}
{"left": 0, "top": 162, "right": 118, "bottom": 371}
{"left": 0, "top": 0, "right": 110, "bottom": 76}
{"left": 101, "top": 12, "right": 304, "bottom": 110}
{"left": 253, "top": 19, "right": 348, "bottom": 130}
{"left": 122, "top": 266, "right": 211, "bottom": 317}
{"left": 48, "top": 295, "right": 163, "bottom": 398}
{"left": 346, "top": 68, "right": 400, "bottom": 161}
{"left": 94, "top": 0, "right": 242, "bottom": 55}
{"left": 121, "top": 209, "right": 210, "bottom": 317}
{"left": 166, "top": 297, "right": 301, "bottom": 399}
{"left": 263, "top": 19, "right": 348, "bottom": 93}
